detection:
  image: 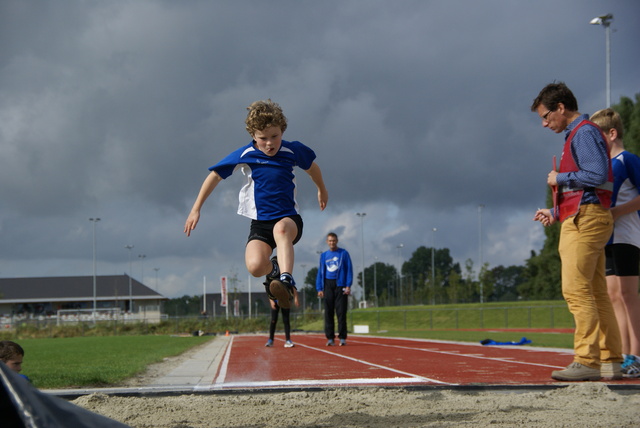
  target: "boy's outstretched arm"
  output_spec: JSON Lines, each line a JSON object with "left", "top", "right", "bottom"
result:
{"left": 184, "top": 171, "right": 223, "bottom": 236}
{"left": 305, "top": 162, "right": 328, "bottom": 210}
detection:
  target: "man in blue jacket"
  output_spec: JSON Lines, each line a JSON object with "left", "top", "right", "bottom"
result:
{"left": 316, "top": 232, "right": 353, "bottom": 346}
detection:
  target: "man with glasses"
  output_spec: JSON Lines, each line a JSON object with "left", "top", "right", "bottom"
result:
{"left": 532, "top": 82, "right": 623, "bottom": 381}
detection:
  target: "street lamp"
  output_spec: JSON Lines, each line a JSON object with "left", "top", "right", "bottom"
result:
{"left": 396, "top": 243, "right": 403, "bottom": 305}
{"left": 373, "top": 256, "right": 378, "bottom": 307}
{"left": 89, "top": 218, "right": 101, "bottom": 319}
{"left": 125, "top": 245, "right": 134, "bottom": 312}
{"left": 138, "top": 254, "right": 146, "bottom": 284}
{"left": 356, "top": 212, "right": 366, "bottom": 307}
{"left": 590, "top": 14, "right": 613, "bottom": 107}
{"left": 478, "top": 204, "right": 484, "bottom": 303}
{"left": 431, "top": 228, "right": 437, "bottom": 306}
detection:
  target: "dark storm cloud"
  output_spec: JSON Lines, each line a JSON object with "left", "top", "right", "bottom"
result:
{"left": 1, "top": 0, "right": 638, "bottom": 296}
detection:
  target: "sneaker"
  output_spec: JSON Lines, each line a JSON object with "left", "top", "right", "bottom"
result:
{"left": 326, "top": 339, "right": 335, "bottom": 346}
{"left": 265, "top": 339, "right": 274, "bottom": 347}
{"left": 621, "top": 354, "right": 636, "bottom": 371}
{"left": 263, "top": 257, "right": 280, "bottom": 286}
{"left": 269, "top": 280, "right": 291, "bottom": 309}
{"left": 623, "top": 360, "right": 640, "bottom": 378}
{"left": 552, "top": 362, "right": 601, "bottom": 381}
{"left": 601, "top": 362, "right": 622, "bottom": 380}
{"left": 279, "top": 273, "right": 297, "bottom": 297}
{"left": 284, "top": 340, "right": 295, "bottom": 348}
{"left": 339, "top": 339, "right": 347, "bottom": 346}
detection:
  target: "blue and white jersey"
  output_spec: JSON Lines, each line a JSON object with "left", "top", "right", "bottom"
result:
{"left": 610, "top": 151, "right": 640, "bottom": 248}
{"left": 209, "top": 140, "right": 316, "bottom": 221}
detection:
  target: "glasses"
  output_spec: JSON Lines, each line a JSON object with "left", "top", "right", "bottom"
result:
{"left": 542, "top": 109, "right": 554, "bottom": 122}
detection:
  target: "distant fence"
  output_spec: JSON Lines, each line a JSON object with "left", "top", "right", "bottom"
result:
{"left": 1, "top": 305, "right": 574, "bottom": 339}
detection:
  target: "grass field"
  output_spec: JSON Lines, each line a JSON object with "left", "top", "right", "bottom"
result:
{"left": 17, "top": 335, "right": 212, "bottom": 389}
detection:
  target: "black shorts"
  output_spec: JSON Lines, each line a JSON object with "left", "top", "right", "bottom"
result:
{"left": 605, "top": 243, "right": 640, "bottom": 277}
{"left": 247, "top": 214, "right": 303, "bottom": 250}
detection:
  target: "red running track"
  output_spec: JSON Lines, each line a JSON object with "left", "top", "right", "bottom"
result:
{"left": 205, "top": 334, "right": 640, "bottom": 390}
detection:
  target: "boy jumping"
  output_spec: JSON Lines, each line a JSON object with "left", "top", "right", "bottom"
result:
{"left": 185, "top": 100, "right": 328, "bottom": 308}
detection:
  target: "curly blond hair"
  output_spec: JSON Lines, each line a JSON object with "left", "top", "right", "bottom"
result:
{"left": 245, "top": 99, "right": 288, "bottom": 136}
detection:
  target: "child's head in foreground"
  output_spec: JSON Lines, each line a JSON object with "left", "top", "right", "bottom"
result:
{"left": 590, "top": 108, "right": 624, "bottom": 138}
{"left": 245, "top": 99, "right": 288, "bottom": 136}
{"left": 0, "top": 340, "right": 24, "bottom": 373}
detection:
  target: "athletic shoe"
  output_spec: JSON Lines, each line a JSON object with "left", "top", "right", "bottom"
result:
{"left": 623, "top": 360, "right": 640, "bottom": 378}
{"left": 551, "top": 362, "right": 601, "bottom": 381}
{"left": 265, "top": 339, "right": 274, "bottom": 347}
{"left": 269, "top": 280, "right": 291, "bottom": 309}
{"left": 326, "top": 339, "right": 335, "bottom": 346}
{"left": 263, "top": 257, "right": 280, "bottom": 287}
{"left": 621, "top": 354, "right": 636, "bottom": 371}
{"left": 279, "top": 273, "right": 297, "bottom": 297}
{"left": 601, "top": 362, "right": 622, "bottom": 380}
{"left": 339, "top": 339, "right": 347, "bottom": 346}
{"left": 284, "top": 340, "right": 295, "bottom": 348}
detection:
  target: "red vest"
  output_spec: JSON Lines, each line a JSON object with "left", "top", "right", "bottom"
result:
{"left": 557, "top": 120, "right": 613, "bottom": 222}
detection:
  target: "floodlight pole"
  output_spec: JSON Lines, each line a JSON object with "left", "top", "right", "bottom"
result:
{"left": 125, "top": 245, "right": 134, "bottom": 312}
{"left": 396, "top": 243, "right": 403, "bottom": 305}
{"left": 89, "top": 218, "right": 101, "bottom": 319}
{"left": 431, "top": 228, "right": 437, "bottom": 306}
{"left": 356, "top": 213, "right": 366, "bottom": 307}
{"left": 590, "top": 14, "right": 613, "bottom": 107}
{"left": 478, "top": 204, "right": 484, "bottom": 303}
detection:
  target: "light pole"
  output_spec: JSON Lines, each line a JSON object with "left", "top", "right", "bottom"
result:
{"left": 125, "top": 245, "right": 134, "bottom": 312}
{"left": 153, "top": 268, "right": 160, "bottom": 291}
{"left": 396, "top": 243, "right": 403, "bottom": 305}
{"left": 356, "top": 212, "right": 366, "bottom": 307}
{"left": 89, "top": 218, "right": 100, "bottom": 319}
{"left": 138, "top": 254, "right": 146, "bottom": 284}
{"left": 373, "top": 256, "right": 378, "bottom": 307}
{"left": 478, "top": 204, "right": 484, "bottom": 303}
{"left": 590, "top": 14, "right": 613, "bottom": 107}
{"left": 431, "top": 228, "right": 437, "bottom": 306}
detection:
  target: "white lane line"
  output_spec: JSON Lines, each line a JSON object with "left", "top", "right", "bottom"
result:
{"left": 292, "top": 342, "right": 455, "bottom": 385}
{"left": 214, "top": 335, "right": 234, "bottom": 385}
{"left": 349, "top": 338, "right": 565, "bottom": 369}
{"left": 196, "top": 377, "right": 428, "bottom": 391}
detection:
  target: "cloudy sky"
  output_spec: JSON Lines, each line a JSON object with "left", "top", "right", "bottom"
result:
{"left": 1, "top": 1, "right": 638, "bottom": 298}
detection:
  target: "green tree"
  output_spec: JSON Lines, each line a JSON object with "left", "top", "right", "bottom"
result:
{"left": 488, "top": 264, "right": 526, "bottom": 301}
{"left": 301, "top": 266, "right": 320, "bottom": 310}
{"left": 615, "top": 94, "right": 640, "bottom": 154}
{"left": 403, "top": 246, "right": 461, "bottom": 305}
{"left": 363, "top": 262, "right": 398, "bottom": 306}
{"left": 460, "top": 258, "right": 478, "bottom": 303}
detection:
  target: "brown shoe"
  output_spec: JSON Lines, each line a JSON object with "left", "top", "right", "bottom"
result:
{"left": 601, "top": 362, "right": 622, "bottom": 380}
{"left": 269, "top": 280, "right": 291, "bottom": 309}
{"left": 551, "top": 362, "right": 601, "bottom": 381}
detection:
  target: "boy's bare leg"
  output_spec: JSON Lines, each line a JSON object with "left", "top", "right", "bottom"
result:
{"left": 245, "top": 240, "right": 274, "bottom": 277}
{"left": 272, "top": 217, "right": 298, "bottom": 279}
{"left": 619, "top": 276, "right": 640, "bottom": 356}
{"left": 266, "top": 217, "right": 298, "bottom": 309}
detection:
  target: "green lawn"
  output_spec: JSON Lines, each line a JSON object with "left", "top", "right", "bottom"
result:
{"left": 18, "top": 335, "right": 212, "bottom": 389}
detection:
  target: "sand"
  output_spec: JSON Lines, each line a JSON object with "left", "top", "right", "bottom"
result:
{"left": 71, "top": 345, "right": 640, "bottom": 428}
